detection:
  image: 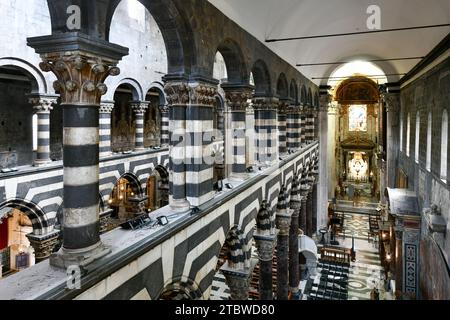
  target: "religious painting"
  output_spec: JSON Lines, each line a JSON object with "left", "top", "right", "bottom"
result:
{"left": 349, "top": 105, "right": 368, "bottom": 132}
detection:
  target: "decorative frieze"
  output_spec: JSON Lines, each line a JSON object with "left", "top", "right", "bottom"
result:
{"left": 26, "top": 231, "right": 60, "bottom": 262}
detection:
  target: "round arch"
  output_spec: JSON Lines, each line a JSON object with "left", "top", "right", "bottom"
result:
{"left": 0, "top": 58, "right": 47, "bottom": 93}
{"left": 251, "top": 59, "right": 272, "bottom": 96}
{"left": 118, "top": 172, "right": 144, "bottom": 197}
{"left": 276, "top": 73, "right": 289, "bottom": 99}
{"left": 0, "top": 199, "right": 50, "bottom": 235}
{"left": 145, "top": 82, "right": 167, "bottom": 106}
{"left": 111, "top": 78, "right": 143, "bottom": 101}
{"left": 105, "top": 0, "right": 195, "bottom": 75}
{"left": 215, "top": 38, "right": 249, "bottom": 84}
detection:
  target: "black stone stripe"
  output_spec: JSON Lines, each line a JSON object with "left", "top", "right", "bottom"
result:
{"left": 185, "top": 163, "right": 213, "bottom": 172}
{"left": 99, "top": 124, "right": 111, "bottom": 130}
{"left": 64, "top": 145, "right": 99, "bottom": 167}
{"left": 185, "top": 180, "right": 214, "bottom": 197}
{"left": 38, "top": 139, "right": 50, "bottom": 146}
{"left": 63, "top": 105, "right": 99, "bottom": 128}
{"left": 63, "top": 221, "right": 100, "bottom": 249}
{"left": 38, "top": 124, "right": 50, "bottom": 131}
{"left": 170, "top": 183, "right": 186, "bottom": 199}
{"left": 186, "top": 106, "right": 214, "bottom": 121}
{"left": 99, "top": 135, "right": 111, "bottom": 142}
{"left": 64, "top": 183, "right": 99, "bottom": 208}
{"left": 232, "top": 163, "right": 246, "bottom": 173}
{"left": 232, "top": 112, "right": 246, "bottom": 122}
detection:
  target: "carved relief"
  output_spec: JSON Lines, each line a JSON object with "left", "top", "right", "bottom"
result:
{"left": 164, "top": 82, "right": 189, "bottom": 105}
{"left": 224, "top": 90, "right": 252, "bottom": 112}
{"left": 28, "top": 96, "right": 57, "bottom": 113}
{"left": 39, "top": 52, "right": 120, "bottom": 105}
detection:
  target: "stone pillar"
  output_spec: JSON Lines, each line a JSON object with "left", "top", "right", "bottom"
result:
{"left": 300, "top": 110, "right": 306, "bottom": 146}
{"left": 99, "top": 101, "right": 114, "bottom": 157}
{"left": 246, "top": 104, "right": 256, "bottom": 168}
{"left": 28, "top": 33, "right": 127, "bottom": 268}
{"left": 394, "top": 229, "right": 403, "bottom": 299}
{"left": 221, "top": 260, "right": 257, "bottom": 300}
{"left": 287, "top": 105, "right": 301, "bottom": 151}
{"left": 311, "top": 166, "right": 319, "bottom": 234}
{"left": 300, "top": 176, "right": 310, "bottom": 234}
{"left": 289, "top": 177, "right": 301, "bottom": 299}
{"left": 160, "top": 104, "right": 170, "bottom": 148}
{"left": 223, "top": 85, "right": 253, "bottom": 180}
{"left": 164, "top": 79, "right": 190, "bottom": 212}
{"left": 185, "top": 80, "right": 217, "bottom": 207}
{"left": 382, "top": 88, "right": 400, "bottom": 189}
{"left": 254, "top": 233, "right": 277, "bottom": 300}
{"left": 28, "top": 95, "right": 58, "bottom": 166}
{"left": 26, "top": 231, "right": 60, "bottom": 263}
{"left": 275, "top": 187, "right": 293, "bottom": 300}
{"left": 254, "top": 97, "right": 279, "bottom": 166}
{"left": 131, "top": 101, "right": 149, "bottom": 151}
{"left": 278, "top": 102, "right": 288, "bottom": 156}
{"left": 306, "top": 176, "right": 314, "bottom": 237}
{"left": 319, "top": 87, "right": 332, "bottom": 229}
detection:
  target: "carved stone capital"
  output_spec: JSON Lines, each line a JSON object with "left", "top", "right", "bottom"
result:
{"left": 26, "top": 231, "right": 60, "bottom": 262}
{"left": 159, "top": 104, "right": 170, "bottom": 114}
{"left": 223, "top": 88, "right": 253, "bottom": 112}
{"left": 252, "top": 97, "right": 279, "bottom": 111}
{"left": 220, "top": 260, "right": 257, "bottom": 300}
{"left": 100, "top": 101, "right": 115, "bottom": 114}
{"left": 164, "top": 82, "right": 190, "bottom": 105}
{"left": 189, "top": 83, "right": 218, "bottom": 107}
{"left": 254, "top": 233, "right": 278, "bottom": 261}
{"left": 131, "top": 101, "right": 149, "bottom": 115}
{"left": 38, "top": 52, "right": 120, "bottom": 105}
{"left": 28, "top": 95, "right": 58, "bottom": 113}
{"left": 276, "top": 209, "right": 293, "bottom": 236}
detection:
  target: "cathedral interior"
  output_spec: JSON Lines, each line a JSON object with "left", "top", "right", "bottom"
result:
{"left": 0, "top": 0, "right": 449, "bottom": 302}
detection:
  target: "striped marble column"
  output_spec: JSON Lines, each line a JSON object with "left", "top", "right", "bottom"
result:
{"left": 306, "top": 111, "right": 315, "bottom": 144}
{"left": 286, "top": 105, "right": 301, "bottom": 151}
{"left": 164, "top": 80, "right": 190, "bottom": 212}
{"left": 131, "top": 101, "right": 149, "bottom": 151}
{"left": 300, "top": 173, "right": 311, "bottom": 234}
{"left": 223, "top": 85, "right": 253, "bottom": 180}
{"left": 275, "top": 187, "right": 292, "bottom": 300}
{"left": 29, "top": 95, "right": 57, "bottom": 166}
{"left": 185, "top": 81, "right": 218, "bottom": 207}
{"left": 160, "top": 104, "right": 170, "bottom": 148}
{"left": 99, "top": 101, "right": 115, "bottom": 157}
{"left": 254, "top": 97, "right": 279, "bottom": 166}
{"left": 28, "top": 33, "right": 126, "bottom": 269}
{"left": 300, "top": 111, "right": 306, "bottom": 146}
{"left": 278, "top": 103, "right": 288, "bottom": 156}
{"left": 289, "top": 177, "right": 301, "bottom": 299}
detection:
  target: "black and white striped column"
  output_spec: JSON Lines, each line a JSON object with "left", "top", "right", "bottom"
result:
{"left": 185, "top": 81, "right": 218, "bottom": 207}
{"left": 306, "top": 111, "right": 315, "bottom": 144}
{"left": 278, "top": 103, "right": 288, "bottom": 156}
{"left": 275, "top": 187, "right": 292, "bottom": 300}
{"left": 286, "top": 105, "right": 301, "bottom": 151}
{"left": 254, "top": 97, "right": 279, "bottom": 166}
{"left": 99, "top": 101, "right": 114, "bottom": 157}
{"left": 300, "top": 111, "right": 306, "bottom": 146}
{"left": 289, "top": 177, "right": 301, "bottom": 299}
{"left": 160, "top": 105, "right": 170, "bottom": 148}
{"left": 131, "top": 101, "right": 149, "bottom": 151}
{"left": 29, "top": 95, "right": 57, "bottom": 166}
{"left": 223, "top": 85, "right": 253, "bottom": 181}
{"left": 164, "top": 80, "right": 190, "bottom": 212}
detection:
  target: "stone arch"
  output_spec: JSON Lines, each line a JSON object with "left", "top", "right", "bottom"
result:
{"left": 112, "top": 78, "right": 143, "bottom": 101}
{"left": 146, "top": 83, "right": 167, "bottom": 106}
{"left": 158, "top": 278, "right": 203, "bottom": 300}
{"left": 119, "top": 172, "right": 144, "bottom": 197}
{"left": 215, "top": 38, "right": 249, "bottom": 84}
{"left": 0, "top": 58, "right": 47, "bottom": 93}
{"left": 251, "top": 60, "right": 272, "bottom": 96}
{"left": 276, "top": 73, "right": 289, "bottom": 99}
{"left": 105, "top": 0, "right": 195, "bottom": 75}
{"left": 301, "top": 85, "right": 307, "bottom": 105}
{"left": 289, "top": 79, "right": 298, "bottom": 103}
{"left": 0, "top": 199, "right": 50, "bottom": 235}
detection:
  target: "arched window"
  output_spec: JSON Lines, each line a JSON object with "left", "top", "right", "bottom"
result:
{"left": 400, "top": 113, "right": 404, "bottom": 153}
{"left": 406, "top": 113, "right": 411, "bottom": 157}
{"left": 415, "top": 112, "right": 420, "bottom": 163}
{"left": 441, "top": 109, "right": 448, "bottom": 182}
{"left": 426, "top": 113, "right": 432, "bottom": 171}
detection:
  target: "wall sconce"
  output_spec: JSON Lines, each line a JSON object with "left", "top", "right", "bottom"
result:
{"left": 386, "top": 253, "right": 392, "bottom": 262}
{"left": 108, "top": 199, "right": 113, "bottom": 205}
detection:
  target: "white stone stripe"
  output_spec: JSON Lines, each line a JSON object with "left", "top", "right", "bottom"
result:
{"left": 65, "top": 165, "right": 99, "bottom": 186}
{"left": 99, "top": 129, "right": 111, "bottom": 136}
{"left": 64, "top": 204, "right": 98, "bottom": 227}
{"left": 38, "top": 119, "right": 50, "bottom": 125}
{"left": 64, "top": 127, "right": 98, "bottom": 146}
{"left": 38, "top": 132, "right": 50, "bottom": 139}
{"left": 186, "top": 168, "right": 212, "bottom": 183}
{"left": 99, "top": 118, "right": 111, "bottom": 125}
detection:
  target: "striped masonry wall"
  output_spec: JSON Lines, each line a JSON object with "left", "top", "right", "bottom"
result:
{"left": 278, "top": 110, "right": 287, "bottom": 155}
{"left": 231, "top": 110, "right": 247, "bottom": 176}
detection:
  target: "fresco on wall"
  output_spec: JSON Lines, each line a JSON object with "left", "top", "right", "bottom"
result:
{"left": 349, "top": 105, "right": 367, "bottom": 132}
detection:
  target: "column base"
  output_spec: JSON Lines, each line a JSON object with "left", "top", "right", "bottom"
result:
{"left": 49, "top": 241, "right": 111, "bottom": 269}
{"left": 33, "top": 159, "right": 52, "bottom": 167}
{"left": 134, "top": 147, "right": 146, "bottom": 152}
{"left": 229, "top": 172, "right": 250, "bottom": 182}
{"left": 169, "top": 198, "right": 191, "bottom": 213}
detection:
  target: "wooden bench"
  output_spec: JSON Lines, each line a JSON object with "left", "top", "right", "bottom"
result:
{"left": 320, "top": 247, "right": 351, "bottom": 264}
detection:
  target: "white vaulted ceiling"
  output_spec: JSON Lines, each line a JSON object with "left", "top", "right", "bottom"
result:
{"left": 208, "top": 0, "right": 450, "bottom": 85}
